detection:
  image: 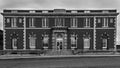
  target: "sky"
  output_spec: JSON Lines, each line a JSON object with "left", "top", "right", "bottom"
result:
{"left": 0, "top": 0, "right": 120, "bottom": 44}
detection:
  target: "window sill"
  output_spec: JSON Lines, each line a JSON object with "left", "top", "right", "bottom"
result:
{"left": 84, "top": 26, "right": 90, "bottom": 28}
{"left": 102, "top": 26, "right": 108, "bottom": 28}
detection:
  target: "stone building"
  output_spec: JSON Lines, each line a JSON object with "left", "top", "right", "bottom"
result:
{"left": 1, "top": 9, "right": 119, "bottom": 54}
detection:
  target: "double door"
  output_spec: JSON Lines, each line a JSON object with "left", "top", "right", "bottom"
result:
{"left": 56, "top": 38, "right": 63, "bottom": 51}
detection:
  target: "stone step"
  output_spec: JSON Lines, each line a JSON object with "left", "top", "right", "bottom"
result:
{"left": 45, "top": 50, "right": 73, "bottom": 55}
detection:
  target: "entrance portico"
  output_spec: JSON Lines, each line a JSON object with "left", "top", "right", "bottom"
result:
{"left": 52, "top": 29, "right": 68, "bottom": 51}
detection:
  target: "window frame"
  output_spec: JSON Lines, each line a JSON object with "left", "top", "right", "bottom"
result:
{"left": 110, "top": 18, "right": 114, "bottom": 23}
{"left": 29, "top": 33, "right": 36, "bottom": 49}
{"left": 6, "top": 18, "right": 10, "bottom": 23}
{"left": 55, "top": 18, "right": 65, "bottom": 27}
{"left": 42, "top": 18, "right": 49, "bottom": 28}
{"left": 70, "top": 34, "right": 78, "bottom": 48}
{"left": 19, "top": 18, "right": 23, "bottom": 23}
{"left": 12, "top": 38, "right": 17, "bottom": 50}
{"left": 42, "top": 34, "right": 49, "bottom": 49}
{"left": 103, "top": 17, "right": 108, "bottom": 27}
{"left": 102, "top": 38, "right": 107, "bottom": 49}
{"left": 11, "top": 17, "right": 17, "bottom": 27}
{"left": 84, "top": 18, "right": 90, "bottom": 28}
{"left": 71, "top": 18, "right": 77, "bottom": 28}
{"left": 29, "top": 18, "right": 34, "bottom": 27}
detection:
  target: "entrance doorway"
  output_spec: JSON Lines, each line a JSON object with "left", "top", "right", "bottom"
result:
{"left": 56, "top": 38, "right": 63, "bottom": 51}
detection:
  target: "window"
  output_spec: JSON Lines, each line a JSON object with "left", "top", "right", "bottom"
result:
{"left": 83, "top": 34, "right": 90, "bottom": 49}
{"left": 101, "top": 33, "right": 109, "bottom": 49}
{"left": 64, "top": 33, "right": 67, "bottom": 46}
{"left": 103, "top": 18, "right": 108, "bottom": 27}
{"left": 84, "top": 38, "right": 90, "bottom": 49}
{"left": 84, "top": 18, "right": 90, "bottom": 27}
{"left": 6, "top": 18, "right": 10, "bottom": 23}
{"left": 42, "top": 34, "right": 49, "bottom": 49}
{"left": 70, "top": 34, "right": 77, "bottom": 49}
{"left": 12, "top": 38, "right": 17, "bottom": 49}
{"left": 19, "top": 18, "right": 23, "bottom": 23}
{"left": 29, "top": 33, "right": 36, "bottom": 49}
{"left": 102, "top": 39, "right": 107, "bottom": 48}
{"left": 29, "top": 18, "right": 34, "bottom": 27}
{"left": 11, "top": 18, "right": 17, "bottom": 27}
{"left": 42, "top": 18, "right": 49, "bottom": 28}
{"left": 55, "top": 18, "right": 65, "bottom": 27}
{"left": 10, "top": 32, "right": 18, "bottom": 50}
{"left": 97, "top": 18, "right": 101, "bottom": 23}
{"left": 110, "top": 18, "right": 115, "bottom": 23}
{"left": 71, "top": 18, "right": 77, "bottom": 27}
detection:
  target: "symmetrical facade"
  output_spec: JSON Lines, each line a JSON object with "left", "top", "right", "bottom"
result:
{"left": 1, "top": 9, "right": 119, "bottom": 51}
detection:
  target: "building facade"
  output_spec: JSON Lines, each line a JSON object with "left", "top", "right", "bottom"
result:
{"left": 1, "top": 9, "right": 119, "bottom": 52}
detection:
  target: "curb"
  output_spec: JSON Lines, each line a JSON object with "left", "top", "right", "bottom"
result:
{"left": 0, "top": 55, "right": 120, "bottom": 60}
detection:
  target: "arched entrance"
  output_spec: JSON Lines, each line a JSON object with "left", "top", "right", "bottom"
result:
{"left": 52, "top": 30, "right": 67, "bottom": 51}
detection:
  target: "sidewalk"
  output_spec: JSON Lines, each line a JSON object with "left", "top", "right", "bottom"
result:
{"left": 0, "top": 53, "right": 120, "bottom": 60}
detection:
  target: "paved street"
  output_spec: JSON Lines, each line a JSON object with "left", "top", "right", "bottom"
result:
{"left": 0, "top": 56, "right": 120, "bottom": 68}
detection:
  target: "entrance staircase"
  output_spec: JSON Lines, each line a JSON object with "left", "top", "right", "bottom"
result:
{"left": 45, "top": 49, "right": 73, "bottom": 56}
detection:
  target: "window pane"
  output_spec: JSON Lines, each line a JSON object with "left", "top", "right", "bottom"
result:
{"left": 71, "top": 18, "right": 77, "bottom": 27}
{"left": 6, "top": 18, "right": 10, "bottom": 23}
{"left": 29, "top": 34, "right": 36, "bottom": 49}
{"left": 84, "top": 38, "right": 90, "bottom": 48}
{"left": 19, "top": 18, "right": 23, "bottom": 23}
{"left": 103, "top": 18, "right": 108, "bottom": 27}
{"left": 103, "top": 39, "right": 107, "bottom": 48}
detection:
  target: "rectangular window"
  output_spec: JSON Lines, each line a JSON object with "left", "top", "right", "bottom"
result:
{"left": 110, "top": 18, "right": 115, "bottom": 23}
{"left": 11, "top": 18, "right": 17, "bottom": 27}
{"left": 43, "top": 34, "right": 49, "bottom": 49}
{"left": 84, "top": 18, "right": 90, "bottom": 27}
{"left": 12, "top": 38, "right": 17, "bottom": 50}
{"left": 97, "top": 18, "right": 101, "bottom": 23}
{"left": 103, "top": 18, "right": 108, "bottom": 27}
{"left": 29, "top": 18, "right": 34, "bottom": 27}
{"left": 84, "top": 38, "right": 90, "bottom": 49}
{"left": 19, "top": 18, "right": 23, "bottom": 23}
{"left": 6, "top": 18, "right": 10, "bottom": 23}
{"left": 71, "top": 34, "right": 77, "bottom": 49}
{"left": 102, "top": 39, "right": 107, "bottom": 48}
{"left": 55, "top": 18, "right": 64, "bottom": 27}
{"left": 29, "top": 34, "right": 36, "bottom": 49}
{"left": 42, "top": 18, "right": 49, "bottom": 28}
{"left": 71, "top": 18, "right": 77, "bottom": 27}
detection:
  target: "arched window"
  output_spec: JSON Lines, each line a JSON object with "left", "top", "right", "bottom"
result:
{"left": 42, "top": 34, "right": 49, "bottom": 49}
{"left": 29, "top": 33, "right": 36, "bottom": 49}
{"left": 101, "top": 32, "right": 109, "bottom": 49}
{"left": 83, "top": 33, "right": 90, "bottom": 49}
{"left": 70, "top": 33, "right": 78, "bottom": 49}
{"left": 10, "top": 32, "right": 19, "bottom": 50}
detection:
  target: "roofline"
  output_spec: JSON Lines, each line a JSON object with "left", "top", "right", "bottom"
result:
{"left": 3, "top": 8, "right": 117, "bottom": 11}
